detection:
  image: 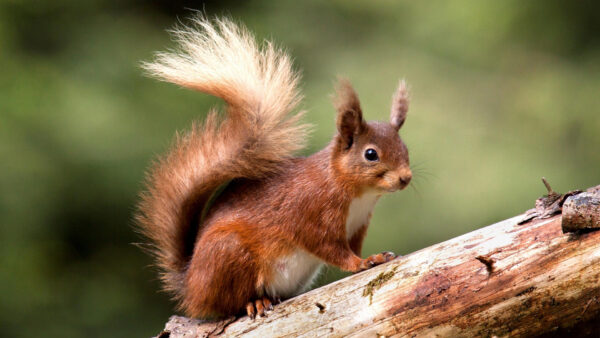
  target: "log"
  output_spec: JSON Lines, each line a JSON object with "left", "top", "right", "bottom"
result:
{"left": 158, "top": 186, "right": 600, "bottom": 337}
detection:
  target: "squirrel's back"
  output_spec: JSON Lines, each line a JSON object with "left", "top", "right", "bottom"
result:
{"left": 136, "top": 17, "right": 310, "bottom": 306}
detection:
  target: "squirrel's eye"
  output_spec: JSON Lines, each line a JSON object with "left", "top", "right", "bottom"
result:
{"left": 364, "top": 148, "right": 379, "bottom": 161}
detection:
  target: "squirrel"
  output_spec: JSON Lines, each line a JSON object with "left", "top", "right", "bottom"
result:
{"left": 137, "top": 16, "right": 412, "bottom": 319}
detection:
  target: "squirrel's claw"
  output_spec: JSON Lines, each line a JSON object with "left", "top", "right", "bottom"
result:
{"left": 246, "top": 302, "right": 256, "bottom": 319}
{"left": 262, "top": 297, "right": 274, "bottom": 311}
{"left": 381, "top": 251, "right": 397, "bottom": 262}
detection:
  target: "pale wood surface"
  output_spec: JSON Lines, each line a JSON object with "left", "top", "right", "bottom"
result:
{"left": 159, "top": 189, "right": 600, "bottom": 337}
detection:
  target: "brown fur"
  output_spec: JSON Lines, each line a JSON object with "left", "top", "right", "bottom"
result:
{"left": 137, "top": 16, "right": 412, "bottom": 318}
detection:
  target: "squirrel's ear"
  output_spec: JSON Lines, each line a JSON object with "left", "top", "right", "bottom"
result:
{"left": 334, "top": 78, "right": 364, "bottom": 148}
{"left": 390, "top": 80, "right": 409, "bottom": 131}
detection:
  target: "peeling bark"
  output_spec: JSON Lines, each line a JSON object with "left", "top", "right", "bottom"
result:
{"left": 157, "top": 185, "right": 600, "bottom": 337}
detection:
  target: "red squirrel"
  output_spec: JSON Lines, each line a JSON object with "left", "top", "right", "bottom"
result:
{"left": 137, "top": 17, "right": 412, "bottom": 319}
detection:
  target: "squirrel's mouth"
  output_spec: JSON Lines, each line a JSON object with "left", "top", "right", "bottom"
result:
{"left": 398, "top": 182, "right": 410, "bottom": 191}
{"left": 378, "top": 185, "right": 399, "bottom": 194}
{"left": 385, "top": 181, "right": 410, "bottom": 192}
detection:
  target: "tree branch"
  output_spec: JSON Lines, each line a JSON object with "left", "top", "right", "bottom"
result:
{"left": 157, "top": 185, "right": 600, "bottom": 337}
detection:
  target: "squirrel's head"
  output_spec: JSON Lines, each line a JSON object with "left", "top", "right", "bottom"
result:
{"left": 331, "top": 79, "right": 411, "bottom": 194}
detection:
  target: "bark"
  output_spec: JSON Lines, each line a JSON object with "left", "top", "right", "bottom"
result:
{"left": 158, "top": 185, "right": 600, "bottom": 338}
{"left": 562, "top": 191, "right": 600, "bottom": 233}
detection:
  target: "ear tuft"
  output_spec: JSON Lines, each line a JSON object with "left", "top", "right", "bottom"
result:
{"left": 390, "top": 79, "right": 409, "bottom": 130}
{"left": 334, "top": 78, "right": 364, "bottom": 148}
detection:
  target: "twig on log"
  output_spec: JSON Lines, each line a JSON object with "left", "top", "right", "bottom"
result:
{"left": 542, "top": 177, "right": 555, "bottom": 195}
{"left": 519, "top": 178, "right": 582, "bottom": 224}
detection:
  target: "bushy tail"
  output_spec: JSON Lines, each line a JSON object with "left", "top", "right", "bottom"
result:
{"left": 136, "top": 16, "right": 309, "bottom": 301}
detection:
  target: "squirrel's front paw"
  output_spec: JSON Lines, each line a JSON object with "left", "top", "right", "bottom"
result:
{"left": 357, "top": 251, "right": 396, "bottom": 272}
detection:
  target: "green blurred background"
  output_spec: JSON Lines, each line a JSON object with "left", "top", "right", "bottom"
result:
{"left": 1, "top": 0, "right": 598, "bottom": 336}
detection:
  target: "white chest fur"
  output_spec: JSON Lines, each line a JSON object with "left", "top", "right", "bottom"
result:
{"left": 266, "top": 192, "right": 381, "bottom": 298}
{"left": 267, "top": 249, "right": 322, "bottom": 298}
{"left": 345, "top": 191, "right": 380, "bottom": 239}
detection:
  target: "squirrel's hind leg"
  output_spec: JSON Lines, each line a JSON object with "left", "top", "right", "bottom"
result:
{"left": 184, "top": 221, "right": 261, "bottom": 318}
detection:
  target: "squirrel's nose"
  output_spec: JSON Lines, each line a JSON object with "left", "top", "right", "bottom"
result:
{"left": 399, "top": 172, "right": 412, "bottom": 188}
